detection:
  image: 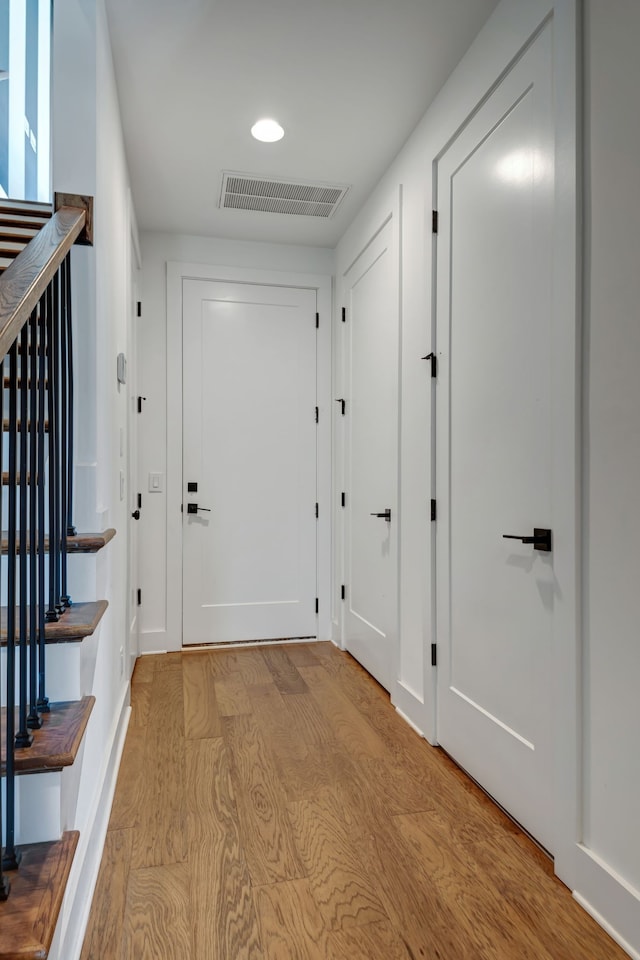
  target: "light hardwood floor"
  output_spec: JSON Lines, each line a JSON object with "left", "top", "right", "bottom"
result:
{"left": 81, "top": 642, "right": 627, "bottom": 959}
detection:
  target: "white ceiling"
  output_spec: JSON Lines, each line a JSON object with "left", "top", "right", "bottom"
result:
{"left": 104, "top": 0, "right": 500, "bottom": 248}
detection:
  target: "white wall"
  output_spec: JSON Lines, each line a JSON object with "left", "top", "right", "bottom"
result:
{"left": 335, "top": 0, "right": 558, "bottom": 739}
{"left": 49, "top": 1, "right": 136, "bottom": 956}
{"left": 138, "top": 232, "right": 333, "bottom": 652}
{"left": 335, "top": 0, "right": 640, "bottom": 955}
{"left": 75, "top": 0, "right": 640, "bottom": 955}
{"left": 576, "top": 2, "right": 640, "bottom": 952}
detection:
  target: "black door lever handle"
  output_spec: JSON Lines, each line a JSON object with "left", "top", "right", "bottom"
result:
{"left": 370, "top": 509, "right": 392, "bottom": 522}
{"left": 187, "top": 503, "right": 211, "bottom": 514}
{"left": 503, "top": 528, "right": 552, "bottom": 552}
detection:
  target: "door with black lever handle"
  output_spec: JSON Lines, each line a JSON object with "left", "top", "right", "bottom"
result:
{"left": 502, "top": 528, "right": 552, "bottom": 552}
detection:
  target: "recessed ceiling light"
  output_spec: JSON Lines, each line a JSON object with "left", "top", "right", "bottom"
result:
{"left": 251, "top": 118, "right": 284, "bottom": 143}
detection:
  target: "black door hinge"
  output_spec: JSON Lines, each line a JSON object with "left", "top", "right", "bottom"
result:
{"left": 421, "top": 352, "right": 437, "bottom": 378}
{"left": 137, "top": 492, "right": 142, "bottom": 509}
{"left": 315, "top": 502, "right": 319, "bottom": 519}
{"left": 315, "top": 406, "right": 319, "bottom": 424}
{"left": 137, "top": 588, "right": 142, "bottom": 606}
{"left": 341, "top": 584, "right": 346, "bottom": 600}
{"left": 432, "top": 210, "right": 439, "bottom": 234}
{"left": 137, "top": 396, "right": 147, "bottom": 413}
{"left": 316, "top": 312, "right": 319, "bottom": 329}
{"left": 431, "top": 643, "right": 437, "bottom": 667}
{"left": 315, "top": 597, "right": 319, "bottom": 614}
{"left": 335, "top": 398, "right": 346, "bottom": 415}
{"left": 431, "top": 499, "right": 437, "bottom": 521}
{"left": 341, "top": 492, "right": 346, "bottom": 508}
{"left": 137, "top": 301, "right": 142, "bottom": 317}
{"left": 341, "top": 307, "right": 346, "bottom": 323}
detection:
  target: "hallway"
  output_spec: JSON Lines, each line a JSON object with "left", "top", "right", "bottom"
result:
{"left": 81, "top": 643, "right": 626, "bottom": 959}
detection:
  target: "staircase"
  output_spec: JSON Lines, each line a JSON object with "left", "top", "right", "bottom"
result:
{"left": 0, "top": 198, "right": 113, "bottom": 959}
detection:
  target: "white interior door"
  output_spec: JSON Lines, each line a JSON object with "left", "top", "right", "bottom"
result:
{"left": 435, "top": 24, "right": 555, "bottom": 851}
{"left": 126, "top": 247, "right": 140, "bottom": 673}
{"left": 343, "top": 218, "right": 399, "bottom": 691}
{"left": 182, "top": 279, "right": 318, "bottom": 645}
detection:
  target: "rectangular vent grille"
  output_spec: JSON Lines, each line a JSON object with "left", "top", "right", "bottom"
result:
{"left": 220, "top": 173, "right": 349, "bottom": 219}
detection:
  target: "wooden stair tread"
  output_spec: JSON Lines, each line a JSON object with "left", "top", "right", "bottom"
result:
{"left": 1, "top": 697, "right": 95, "bottom": 774}
{"left": 1, "top": 473, "right": 39, "bottom": 485}
{"left": 66, "top": 529, "right": 116, "bottom": 552}
{"left": 0, "top": 530, "right": 116, "bottom": 555}
{"left": 0, "top": 199, "right": 53, "bottom": 216}
{"left": 2, "top": 379, "right": 49, "bottom": 388}
{"left": 0, "top": 228, "right": 39, "bottom": 242}
{"left": 0, "top": 600, "right": 108, "bottom": 646}
{"left": 0, "top": 831, "right": 78, "bottom": 960}
{"left": 2, "top": 421, "right": 50, "bottom": 431}
{"left": 0, "top": 216, "right": 51, "bottom": 232}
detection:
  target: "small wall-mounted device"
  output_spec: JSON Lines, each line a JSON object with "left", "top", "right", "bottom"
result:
{"left": 117, "top": 353, "right": 127, "bottom": 384}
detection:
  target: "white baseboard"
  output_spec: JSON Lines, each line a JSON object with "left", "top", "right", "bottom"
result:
{"left": 52, "top": 685, "right": 131, "bottom": 960}
{"left": 573, "top": 891, "right": 640, "bottom": 960}
{"left": 139, "top": 627, "right": 179, "bottom": 655}
{"left": 571, "top": 843, "right": 640, "bottom": 960}
{"left": 394, "top": 704, "right": 425, "bottom": 738}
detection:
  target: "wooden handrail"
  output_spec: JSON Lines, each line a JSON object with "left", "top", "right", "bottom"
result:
{"left": 0, "top": 206, "right": 86, "bottom": 362}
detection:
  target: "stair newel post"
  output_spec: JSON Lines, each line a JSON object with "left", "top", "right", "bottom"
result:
{"left": 4, "top": 340, "right": 21, "bottom": 870}
{"left": 37, "top": 289, "right": 50, "bottom": 713}
{"left": 27, "top": 305, "right": 42, "bottom": 729}
{"left": 0, "top": 356, "right": 8, "bottom": 900}
{"left": 60, "top": 255, "right": 71, "bottom": 607}
{"left": 16, "top": 323, "right": 32, "bottom": 749}
{"left": 45, "top": 275, "right": 59, "bottom": 623}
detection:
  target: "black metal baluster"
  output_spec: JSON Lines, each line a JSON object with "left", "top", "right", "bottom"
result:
{"left": 46, "top": 276, "right": 59, "bottom": 623}
{"left": 53, "top": 272, "right": 62, "bottom": 616}
{"left": 28, "top": 305, "right": 41, "bottom": 729}
{"left": 16, "top": 323, "right": 32, "bottom": 749}
{"left": 0, "top": 356, "right": 8, "bottom": 898}
{"left": 60, "top": 258, "right": 71, "bottom": 607}
{"left": 4, "top": 340, "right": 21, "bottom": 870}
{"left": 64, "top": 254, "right": 76, "bottom": 541}
{"left": 37, "top": 290, "right": 49, "bottom": 712}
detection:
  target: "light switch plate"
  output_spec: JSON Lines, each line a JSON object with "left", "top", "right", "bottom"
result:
{"left": 149, "top": 472, "right": 163, "bottom": 492}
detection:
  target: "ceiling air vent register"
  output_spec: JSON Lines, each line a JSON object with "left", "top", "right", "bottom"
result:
{"left": 220, "top": 172, "right": 350, "bottom": 219}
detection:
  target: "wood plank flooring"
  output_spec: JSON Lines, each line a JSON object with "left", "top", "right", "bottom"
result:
{"left": 81, "top": 642, "right": 628, "bottom": 960}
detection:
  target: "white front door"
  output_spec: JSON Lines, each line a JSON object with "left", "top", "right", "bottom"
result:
{"left": 343, "top": 217, "right": 399, "bottom": 691}
{"left": 182, "top": 279, "right": 318, "bottom": 645}
{"left": 435, "top": 23, "right": 555, "bottom": 851}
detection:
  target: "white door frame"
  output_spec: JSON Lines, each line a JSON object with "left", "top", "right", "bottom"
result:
{"left": 166, "top": 261, "right": 332, "bottom": 648}
{"left": 431, "top": 0, "right": 580, "bottom": 888}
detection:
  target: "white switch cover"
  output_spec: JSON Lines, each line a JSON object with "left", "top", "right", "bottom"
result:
{"left": 149, "top": 472, "right": 163, "bottom": 492}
